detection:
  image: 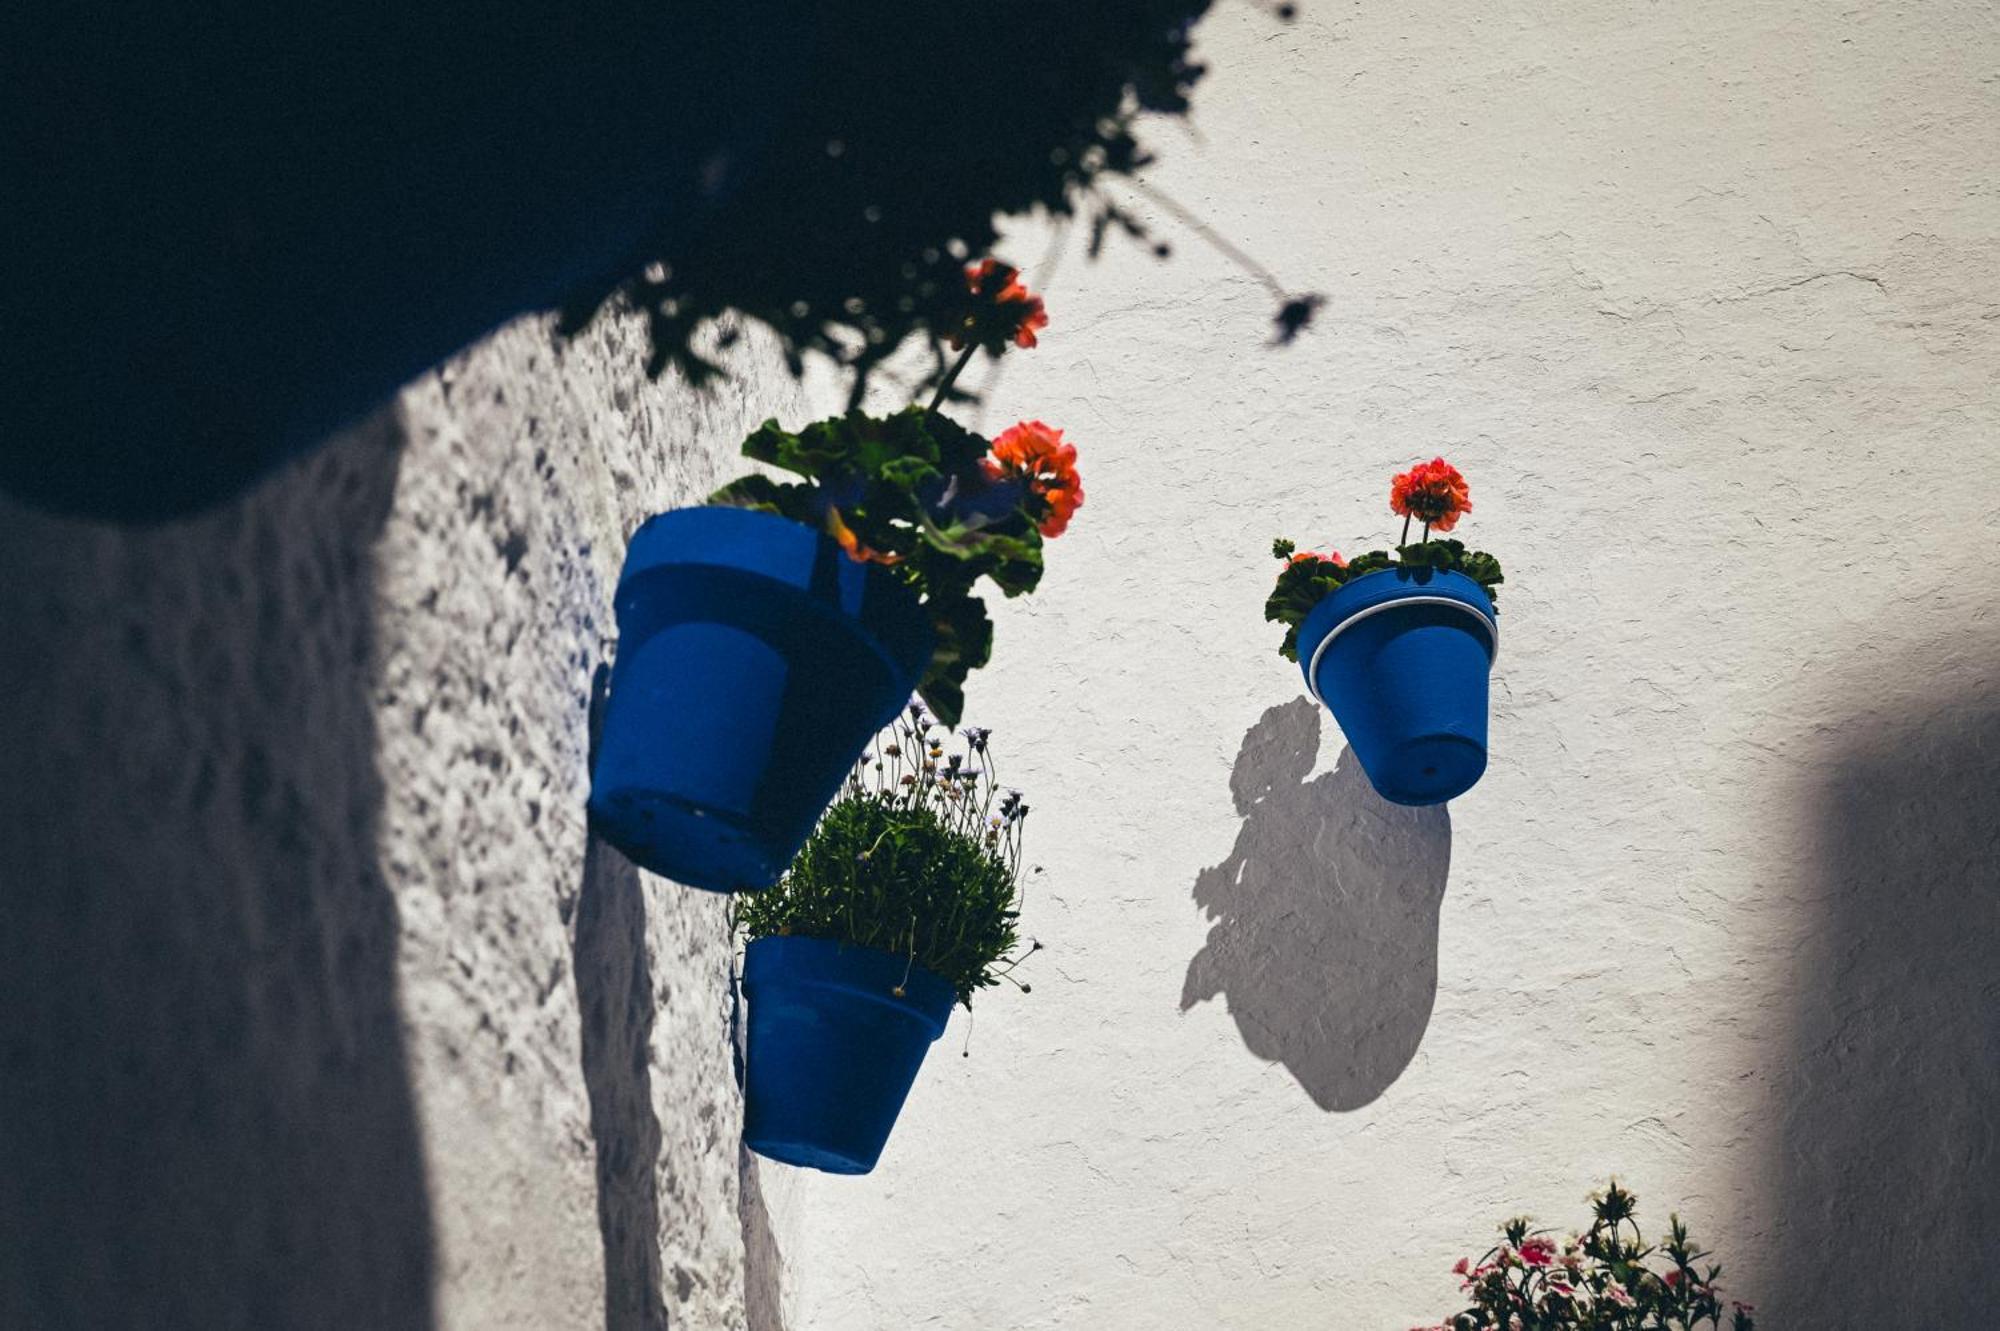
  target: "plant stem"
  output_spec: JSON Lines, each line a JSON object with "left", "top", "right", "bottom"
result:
{"left": 927, "top": 341, "right": 979, "bottom": 415}
{"left": 1400, "top": 515, "right": 1410, "bottom": 546}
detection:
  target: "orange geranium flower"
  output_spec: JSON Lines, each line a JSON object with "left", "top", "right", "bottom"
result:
{"left": 983, "top": 421, "right": 1083, "bottom": 537}
{"left": 1389, "top": 457, "right": 1472, "bottom": 533}
{"left": 1289, "top": 548, "right": 1345, "bottom": 568}
{"left": 949, "top": 259, "right": 1049, "bottom": 351}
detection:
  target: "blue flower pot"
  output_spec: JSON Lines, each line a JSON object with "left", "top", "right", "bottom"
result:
{"left": 588, "top": 507, "right": 933, "bottom": 891}
{"left": 1296, "top": 567, "right": 1499, "bottom": 806}
{"left": 740, "top": 935, "right": 956, "bottom": 1175}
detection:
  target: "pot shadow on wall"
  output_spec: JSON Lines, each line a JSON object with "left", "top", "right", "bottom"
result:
{"left": 729, "top": 926, "right": 788, "bottom": 1331}
{"left": 738, "top": 1146, "right": 787, "bottom": 1331}
{"left": 0, "top": 417, "right": 434, "bottom": 1327}
{"left": 582, "top": 664, "right": 787, "bottom": 1331}
{"left": 1767, "top": 659, "right": 2000, "bottom": 1326}
{"left": 1182, "top": 698, "right": 1452, "bottom": 1111}
{"left": 578, "top": 665, "right": 673, "bottom": 1331}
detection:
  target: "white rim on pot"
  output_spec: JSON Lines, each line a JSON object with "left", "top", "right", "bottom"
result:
{"left": 1304, "top": 595, "right": 1501, "bottom": 704}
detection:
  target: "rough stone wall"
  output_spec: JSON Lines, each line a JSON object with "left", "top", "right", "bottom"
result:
{"left": 0, "top": 310, "right": 814, "bottom": 1329}
{"left": 782, "top": 2, "right": 2000, "bottom": 1328}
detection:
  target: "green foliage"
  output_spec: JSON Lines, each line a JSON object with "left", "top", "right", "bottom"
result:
{"left": 1420, "top": 1182, "right": 1755, "bottom": 1331}
{"left": 733, "top": 709, "right": 1036, "bottom": 1007}
{"left": 711, "top": 407, "right": 1054, "bottom": 725}
{"left": 1265, "top": 538, "right": 1504, "bottom": 662}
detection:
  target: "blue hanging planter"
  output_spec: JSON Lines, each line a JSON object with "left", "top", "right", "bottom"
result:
{"left": 588, "top": 507, "right": 933, "bottom": 891}
{"left": 740, "top": 935, "right": 956, "bottom": 1175}
{"left": 1296, "top": 567, "right": 1499, "bottom": 806}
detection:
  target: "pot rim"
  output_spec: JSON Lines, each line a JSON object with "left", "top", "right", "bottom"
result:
{"left": 1304, "top": 592, "right": 1500, "bottom": 704}
{"left": 741, "top": 933, "right": 957, "bottom": 1031}
{"left": 618, "top": 504, "right": 934, "bottom": 689}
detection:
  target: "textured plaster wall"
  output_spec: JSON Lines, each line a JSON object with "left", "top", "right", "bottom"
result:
{"left": 0, "top": 311, "right": 811, "bottom": 1329}
{"left": 783, "top": 2, "right": 2000, "bottom": 1328}
{"left": 3, "top": 4, "right": 1995, "bottom": 1330}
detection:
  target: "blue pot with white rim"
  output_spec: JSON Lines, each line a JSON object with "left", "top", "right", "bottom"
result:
{"left": 740, "top": 935, "right": 956, "bottom": 1175}
{"left": 589, "top": 506, "right": 933, "bottom": 891}
{"left": 1296, "top": 567, "right": 1499, "bottom": 806}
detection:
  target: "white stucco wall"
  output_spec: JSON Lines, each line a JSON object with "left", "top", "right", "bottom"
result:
{"left": 377, "top": 315, "right": 817, "bottom": 1331}
{"left": 779, "top": 3, "right": 2000, "bottom": 1328}
{"left": 0, "top": 312, "right": 813, "bottom": 1330}
{"left": 4, "top": 3, "right": 1994, "bottom": 1329}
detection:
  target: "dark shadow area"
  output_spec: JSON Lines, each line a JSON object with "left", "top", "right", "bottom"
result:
{"left": 1, "top": 0, "right": 1302, "bottom": 523}
{"left": 578, "top": 664, "right": 671, "bottom": 1331}
{"left": 0, "top": 414, "right": 434, "bottom": 1328}
{"left": 1767, "top": 666, "right": 2000, "bottom": 1326}
{"left": 738, "top": 1147, "right": 787, "bottom": 1331}
{"left": 1182, "top": 698, "right": 1452, "bottom": 1111}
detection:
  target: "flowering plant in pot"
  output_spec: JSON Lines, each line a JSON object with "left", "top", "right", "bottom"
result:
{"left": 589, "top": 262, "right": 1079, "bottom": 891}
{"left": 730, "top": 707, "right": 1036, "bottom": 1174}
{"left": 1411, "top": 1181, "right": 1755, "bottom": 1331}
{"left": 1267, "top": 458, "right": 1503, "bottom": 806}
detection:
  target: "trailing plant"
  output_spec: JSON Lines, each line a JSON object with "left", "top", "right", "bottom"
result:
{"left": 1411, "top": 1181, "right": 1754, "bottom": 1331}
{"left": 733, "top": 705, "right": 1039, "bottom": 1007}
{"left": 1267, "top": 457, "right": 1503, "bottom": 661}
{"left": 710, "top": 262, "right": 1082, "bottom": 724}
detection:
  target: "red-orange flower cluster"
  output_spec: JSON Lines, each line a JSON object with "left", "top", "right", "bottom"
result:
{"left": 983, "top": 421, "right": 1083, "bottom": 538}
{"left": 1389, "top": 457, "right": 1472, "bottom": 533}
{"left": 950, "top": 259, "right": 1049, "bottom": 351}
{"left": 1287, "top": 547, "right": 1345, "bottom": 568}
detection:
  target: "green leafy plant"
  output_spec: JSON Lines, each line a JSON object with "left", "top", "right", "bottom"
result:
{"left": 1267, "top": 457, "right": 1503, "bottom": 661}
{"left": 1413, "top": 1182, "right": 1755, "bottom": 1331}
{"left": 732, "top": 707, "right": 1039, "bottom": 1007}
{"left": 709, "top": 263, "right": 1082, "bottom": 725}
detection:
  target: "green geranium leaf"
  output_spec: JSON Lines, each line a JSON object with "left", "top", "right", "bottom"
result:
{"left": 708, "top": 473, "right": 816, "bottom": 523}
{"left": 716, "top": 405, "right": 1072, "bottom": 712}
{"left": 918, "top": 592, "right": 994, "bottom": 727}
{"left": 1265, "top": 537, "right": 1507, "bottom": 658}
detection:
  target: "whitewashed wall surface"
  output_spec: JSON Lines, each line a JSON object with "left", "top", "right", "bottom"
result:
{"left": 2, "top": 0, "right": 1996, "bottom": 1329}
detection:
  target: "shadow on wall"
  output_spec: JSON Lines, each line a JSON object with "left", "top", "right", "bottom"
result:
{"left": 1182, "top": 698, "right": 1452, "bottom": 1111}
{"left": 0, "top": 418, "right": 434, "bottom": 1326}
{"left": 1769, "top": 663, "right": 2000, "bottom": 1326}
{"left": 739, "top": 1147, "right": 787, "bottom": 1331}
{"left": 578, "top": 664, "right": 672, "bottom": 1331}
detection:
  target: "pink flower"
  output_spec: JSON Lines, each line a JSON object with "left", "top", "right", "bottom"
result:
{"left": 1520, "top": 1237, "right": 1557, "bottom": 1268}
{"left": 1451, "top": 1257, "right": 1471, "bottom": 1279}
{"left": 1606, "top": 1285, "right": 1637, "bottom": 1308}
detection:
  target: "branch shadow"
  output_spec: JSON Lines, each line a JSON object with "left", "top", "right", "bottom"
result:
{"left": 0, "top": 414, "right": 434, "bottom": 1327}
{"left": 578, "top": 664, "right": 671, "bottom": 1331}
{"left": 1182, "top": 698, "right": 1452, "bottom": 1111}
{"left": 1768, "top": 668, "right": 2000, "bottom": 1325}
